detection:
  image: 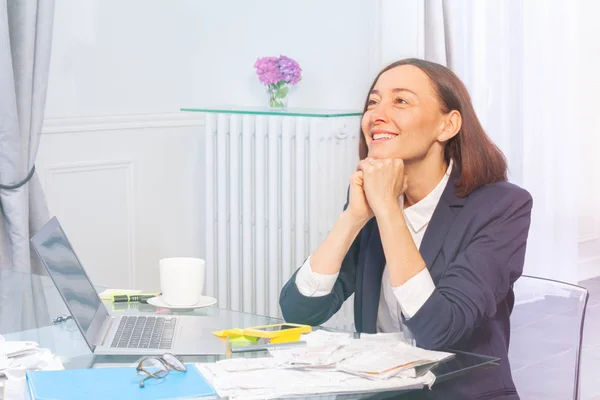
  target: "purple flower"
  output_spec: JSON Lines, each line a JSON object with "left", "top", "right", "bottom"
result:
{"left": 254, "top": 55, "right": 302, "bottom": 86}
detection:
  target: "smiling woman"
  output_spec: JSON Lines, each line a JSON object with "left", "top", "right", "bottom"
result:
{"left": 280, "top": 58, "right": 533, "bottom": 399}
{"left": 359, "top": 58, "right": 507, "bottom": 198}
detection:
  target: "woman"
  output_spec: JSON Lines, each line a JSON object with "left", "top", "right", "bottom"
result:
{"left": 279, "top": 58, "right": 532, "bottom": 399}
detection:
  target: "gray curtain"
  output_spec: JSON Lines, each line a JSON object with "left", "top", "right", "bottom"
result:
{"left": 423, "top": 0, "right": 451, "bottom": 66}
{"left": 422, "top": 0, "right": 472, "bottom": 90}
{"left": 0, "top": 0, "right": 55, "bottom": 333}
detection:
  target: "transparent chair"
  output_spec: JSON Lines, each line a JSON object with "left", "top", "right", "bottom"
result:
{"left": 509, "top": 275, "right": 589, "bottom": 400}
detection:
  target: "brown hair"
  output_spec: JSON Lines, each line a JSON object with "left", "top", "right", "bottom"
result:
{"left": 359, "top": 58, "right": 507, "bottom": 197}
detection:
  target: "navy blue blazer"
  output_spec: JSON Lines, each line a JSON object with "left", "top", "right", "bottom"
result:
{"left": 280, "top": 168, "right": 533, "bottom": 399}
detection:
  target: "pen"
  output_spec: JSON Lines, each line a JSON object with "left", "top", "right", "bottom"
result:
{"left": 111, "top": 293, "right": 160, "bottom": 303}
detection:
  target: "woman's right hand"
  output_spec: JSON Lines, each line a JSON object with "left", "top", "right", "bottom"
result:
{"left": 346, "top": 171, "right": 374, "bottom": 224}
{"left": 307, "top": 171, "right": 372, "bottom": 276}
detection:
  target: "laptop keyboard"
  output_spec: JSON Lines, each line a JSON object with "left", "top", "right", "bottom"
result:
{"left": 110, "top": 316, "right": 176, "bottom": 349}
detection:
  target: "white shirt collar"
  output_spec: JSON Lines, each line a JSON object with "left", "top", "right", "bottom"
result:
{"left": 401, "top": 160, "right": 453, "bottom": 233}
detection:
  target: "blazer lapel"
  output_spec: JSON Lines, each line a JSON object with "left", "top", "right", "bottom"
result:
{"left": 419, "top": 168, "right": 467, "bottom": 269}
{"left": 359, "top": 222, "right": 386, "bottom": 333}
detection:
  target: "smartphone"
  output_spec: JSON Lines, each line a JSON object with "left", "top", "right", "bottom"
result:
{"left": 242, "top": 323, "right": 312, "bottom": 339}
{"left": 253, "top": 324, "right": 301, "bottom": 331}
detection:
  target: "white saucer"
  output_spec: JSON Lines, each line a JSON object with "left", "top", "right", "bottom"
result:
{"left": 146, "top": 295, "right": 217, "bottom": 310}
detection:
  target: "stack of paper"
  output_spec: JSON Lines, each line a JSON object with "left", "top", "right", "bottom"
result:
{"left": 196, "top": 331, "right": 454, "bottom": 399}
{"left": 335, "top": 341, "right": 453, "bottom": 379}
{"left": 269, "top": 331, "right": 453, "bottom": 378}
{"left": 197, "top": 361, "right": 432, "bottom": 400}
{"left": 0, "top": 337, "right": 63, "bottom": 376}
{"left": 0, "top": 335, "right": 64, "bottom": 400}
{"left": 265, "top": 330, "right": 352, "bottom": 369}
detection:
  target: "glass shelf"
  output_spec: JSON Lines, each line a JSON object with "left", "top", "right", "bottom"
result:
{"left": 180, "top": 105, "right": 362, "bottom": 118}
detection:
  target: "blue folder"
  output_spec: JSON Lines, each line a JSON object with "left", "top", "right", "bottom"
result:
{"left": 26, "top": 364, "right": 216, "bottom": 400}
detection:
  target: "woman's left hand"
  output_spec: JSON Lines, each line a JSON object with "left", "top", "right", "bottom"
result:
{"left": 358, "top": 158, "right": 408, "bottom": 217}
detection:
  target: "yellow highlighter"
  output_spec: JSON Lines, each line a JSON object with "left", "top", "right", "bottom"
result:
{"left": 111, "top": 293, "right": 160, "bottom": 303}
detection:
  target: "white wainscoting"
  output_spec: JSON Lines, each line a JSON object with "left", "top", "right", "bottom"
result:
{"left": 44, "top": 161, "right": 136, "bottom": 289}
{"left": 37, "top": 112, "right": 206, "bottom": 291}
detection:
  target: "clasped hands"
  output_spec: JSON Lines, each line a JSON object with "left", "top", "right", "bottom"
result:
{"left": 347, "top": 157, "right": 407, "bottom": 224}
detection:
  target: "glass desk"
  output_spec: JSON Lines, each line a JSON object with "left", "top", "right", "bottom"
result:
{"left": 0, "top": 269, "right": 499, "bottom": 399}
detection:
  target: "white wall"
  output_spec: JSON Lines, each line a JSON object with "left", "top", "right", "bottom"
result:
{"left": 37, "top": 114, "right": 205, "bottom": 291}
{"left": 577, "top": 0, "right": 600, "bottom": 281}
{"left": 45, "top": 0, "right": 380, "bottom": 118}
{"left": 40, "top": 0, "right": 397, "bottom": 289}
{"left": 379, "top": 0, "right": 424, "bottom": 64}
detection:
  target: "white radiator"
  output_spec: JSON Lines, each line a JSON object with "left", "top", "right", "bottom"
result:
{"left": 204, "top": 113, "right": 360, "bottom": 330}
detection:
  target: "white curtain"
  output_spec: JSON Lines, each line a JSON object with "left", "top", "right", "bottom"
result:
{"left": 0, "top": 0, "right": 55, "bottom": 332}
{"left": 419, "top": 0, "right": 581, "bottom": 283}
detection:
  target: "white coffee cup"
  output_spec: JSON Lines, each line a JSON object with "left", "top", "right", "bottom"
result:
{"left": 159, "top": 257, "right": 205, "bottom": 306}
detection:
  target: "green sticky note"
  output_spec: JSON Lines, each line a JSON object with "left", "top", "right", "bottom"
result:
{"left": 229, "top": 336, "right": 259, "bottom": 344}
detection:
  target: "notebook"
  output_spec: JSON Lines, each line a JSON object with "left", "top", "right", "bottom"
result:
{"left": 26, "top": 364, "right": 216, "bottom": 400}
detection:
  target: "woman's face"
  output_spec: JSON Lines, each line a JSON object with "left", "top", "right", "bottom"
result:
{"left": 361, "top": 65, "right": 447, "bottom": 161}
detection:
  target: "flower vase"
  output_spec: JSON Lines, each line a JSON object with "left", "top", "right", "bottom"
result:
{"left": 267, "top": 81, "right": 290, "bottom": 110}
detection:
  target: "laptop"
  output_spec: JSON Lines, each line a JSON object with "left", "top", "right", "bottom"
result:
{"left": 30, "top": 216, "right": 227, "bottom": 356}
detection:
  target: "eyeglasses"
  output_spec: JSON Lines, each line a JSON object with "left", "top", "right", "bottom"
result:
{"left": 136, "top": 353, "right": 187, "bottom": 388}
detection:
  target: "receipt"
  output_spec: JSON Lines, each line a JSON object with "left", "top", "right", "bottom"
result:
{"left": 193, "top": 331, "right": 448, "bottom": 399}
{"left": 0, "top": 341, "right": 39, "bottom": 359}
{"left": 217, "top": 357, "right": 281, "bottom": 372}
{"left": 196, "top": 362, "right": 434, "bottom": 400}
{"left": 0, "top": 338, "right": 63, "bottom": 399}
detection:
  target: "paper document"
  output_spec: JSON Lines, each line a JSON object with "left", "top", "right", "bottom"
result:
{"left": 0, "top": 335, "right": 64, "bottom": 400}
{"left": 301, "top": 330, "right": 353, "bottom": 345}
{"left": 336, "top": 341, "right": 453, "bottom": 379}
{"left": 268, "top": 331, "right": 453, "bottom": 378}
{"left": 268, "top": 330, "right": 352, "bottom": 367}
{"left": 0, "top": 341, "right": 39, "bottom": 359}
{"left": 197, "top": 362, "right": 433, "bottom": 400}
{"left": 194, "top": 330, "right": 454, "bottom": 399}
{"left": 217, "top": 357, "right": 281, "bottom": 372}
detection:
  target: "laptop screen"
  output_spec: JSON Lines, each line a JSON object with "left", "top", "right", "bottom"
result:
{"left": 31, "top": 217, "right": 109, "bottom": 349}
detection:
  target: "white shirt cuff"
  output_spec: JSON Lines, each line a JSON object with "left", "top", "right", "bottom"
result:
{"left": 294, "top": 255, "right": 339, "bottom": 297}
{"left": 393, "top": 268, "right": 435, "bottom": 318}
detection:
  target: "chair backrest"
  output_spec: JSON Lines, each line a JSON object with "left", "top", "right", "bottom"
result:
{"left": 509, "top": 275, "right": 589, "bottom": 400}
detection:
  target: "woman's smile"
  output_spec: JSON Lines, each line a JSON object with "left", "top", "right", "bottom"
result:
{"left": 370, "top": 129, "right": 399, "bottom": 144}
